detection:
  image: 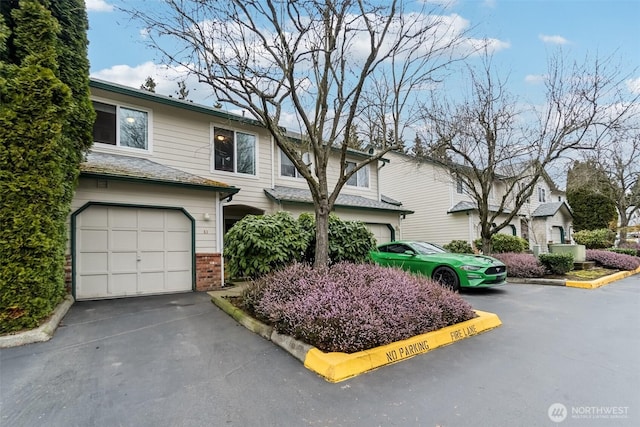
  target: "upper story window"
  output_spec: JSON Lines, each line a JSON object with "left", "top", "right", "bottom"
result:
{"left": 213, "top": 127, "right": 256, "bottom": 175}
{"left": 92, "top": 101, "right": 150, "bottom": 150}
{"left": 346, "top": 161, "right": 369, "bottom": 188}
{"left": 280, "top": 150, "right": 313, "bottom": 178}
{"left": 538, "top": 187, "right": 546, "bottom": 203}
{"left": 456, "top": 176, "right": 464, "bottom": 194}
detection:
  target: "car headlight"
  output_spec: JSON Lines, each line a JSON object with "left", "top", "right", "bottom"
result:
{"left": 460, "top": 265, "right": 482, "bottom": 271}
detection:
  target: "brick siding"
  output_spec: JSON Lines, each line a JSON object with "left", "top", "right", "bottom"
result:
{"left": 195, "top": 253, "right": 223, "bottom": 291}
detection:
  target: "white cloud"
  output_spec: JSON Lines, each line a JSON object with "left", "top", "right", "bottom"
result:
{"left": 538, "top": 34, "right": 570, "bottom": 45}
{"left": 524, "top": 74, "right": 546, "bottom": 84}
{"left": 626, "top": 77, "right": 640, "bottom": 95}
{"left": 85, "top": 0, "right": 114, "bottom": 12}
{"left": 90, "top": 62, "right": 218, "bottom": 105}
{"left": 139, "top": 28, "right": 149, "bottom": 40}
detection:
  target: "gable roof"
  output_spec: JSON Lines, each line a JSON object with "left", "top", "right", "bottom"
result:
{"left": 447, "top": 201, "right": 512, "bottom": 214}
{"left": 81, "top": 151, "right": 240, "bottom": 197}
{"left": 264, "top": 186, "right": 413, "bottom": 214}
{"left": 531, "top": 201, "right": 573, "bottom": 218}
{"left": 90, "top": 78, "right": 262, "bottom": 127}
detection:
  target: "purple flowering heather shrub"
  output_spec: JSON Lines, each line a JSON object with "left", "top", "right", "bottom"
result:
{"left": 492, "top": 253, "right": 546, "bottom": 278}
{"left": 242, "top": 262, "right": 477, "bottom": 353}
{"left": 586, "top": 250, "right": 640, "bottom": 271}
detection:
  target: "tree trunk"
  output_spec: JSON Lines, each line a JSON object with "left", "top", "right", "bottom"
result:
{"left": 618, "top": 210, "right": 628, "bottom": 244}
{"left": 314, "top": 199, "right": 331, "bottom": 268}
{"left": 480, "top": 224, "right": 493, "bottom": 255}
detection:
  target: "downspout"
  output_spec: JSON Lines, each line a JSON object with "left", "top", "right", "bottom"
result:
{"left": 270, "top": 134, "right": 276, "bottom": 189}
{"left": 216, "top": 194, "right": 224, "bottom": 286}
{"left": 377, "top": 160, "right": 386, "bottom": 202}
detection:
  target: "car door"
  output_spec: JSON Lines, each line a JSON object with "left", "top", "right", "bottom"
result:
{"left": 376, "top": 243, "right": 417, "bottom": 272}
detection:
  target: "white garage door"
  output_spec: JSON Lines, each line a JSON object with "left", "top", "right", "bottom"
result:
{"left": 367, "top": 224, "right": 392, "bottom": 244}
{"left": 75, "top": 205, "right": 192, "bottom": 300}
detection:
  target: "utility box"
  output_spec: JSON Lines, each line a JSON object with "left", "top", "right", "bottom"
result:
{"left": 548, "top": 244, "right": 586, "bottom": 262}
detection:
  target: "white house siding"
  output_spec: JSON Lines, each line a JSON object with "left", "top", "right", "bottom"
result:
{"left": 70, "top": 178, "right": 219, "bottom": 253}
{"left": 379, "top": 152, "right": 453, "bottom": 245}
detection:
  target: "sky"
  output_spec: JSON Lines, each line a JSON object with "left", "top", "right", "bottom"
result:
{"left": 85, "top": 0, "right": 640, "bottom": 128}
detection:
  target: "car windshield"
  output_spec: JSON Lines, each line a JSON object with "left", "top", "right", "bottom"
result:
{"left": 412, "top": 241, "right": 447, "bottom": 255}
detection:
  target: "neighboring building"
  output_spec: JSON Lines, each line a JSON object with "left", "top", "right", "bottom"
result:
{"left": 378, "top": 151, "right": 573, "bottom": 251}
{"left": 68, "top": 79, "right": 410, "bottom": 300}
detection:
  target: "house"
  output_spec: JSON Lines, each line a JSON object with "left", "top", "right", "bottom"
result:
{"left": 68, "top": 79, "right": 410, "bottom": 300}
{"left": 378, "top": 151, "right": 573, "bottom": 251}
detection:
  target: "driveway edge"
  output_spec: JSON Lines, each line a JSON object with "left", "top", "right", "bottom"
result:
{"left": 509, "top": 265, "right": 640, "bottom": 289}
{"left": 210, "top": 291, "right": 501, "bottom": 382}
{"left": 0, "top": 294, "right": 74, "bottom": 349}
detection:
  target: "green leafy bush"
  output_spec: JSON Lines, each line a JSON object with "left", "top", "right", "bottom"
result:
{"left": 538, "top": 253, "right": 574, "bottom": 275}
{"left": 474, "top": 234, "right": 529, "bottom": 253}
{"left": 572, "top": 229, "right": 615, "bottom": 249}
{"left": 607, "top": 247, "right": 638, "bottom": 257}
{"left": 298, "top": 213, "right": 376, "bottom": 264}
{"left": 443, "top": 240, "right": 473, "bottom": 254}
{"left": 223, "top": 212, "right": 309, "bottom": 279}
{"left": 224, "top": 212, "right": 376, "bottom": 279}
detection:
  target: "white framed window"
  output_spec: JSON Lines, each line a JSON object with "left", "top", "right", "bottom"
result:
{"left": 280, "top": 150, "right": 312, "bottom": 178}
{"left": 538, "top": 187, "right": 546, "bottom": 203}
{"left": 212, "top": 127, "right": 256, "bottom": 175}
{"left": 92, "top": 100, "right": 151, "bottom": 151}
{"left": 346, "top": 161, "right": 369, "bottom": 188}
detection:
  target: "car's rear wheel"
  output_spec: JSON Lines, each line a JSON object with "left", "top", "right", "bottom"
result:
{"left": 432, "top": 266, "right": 460, "bottom": 292}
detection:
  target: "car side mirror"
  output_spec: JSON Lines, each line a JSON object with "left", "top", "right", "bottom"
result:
{"left": 403, "top": 250, "right": 416, "bottom": 256}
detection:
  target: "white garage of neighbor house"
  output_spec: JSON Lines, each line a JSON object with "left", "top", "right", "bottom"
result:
{"left": 69, "top": 152, "right": 239, "bottom": 300}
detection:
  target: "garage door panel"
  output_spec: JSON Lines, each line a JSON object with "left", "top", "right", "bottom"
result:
{"left": 80, "top": 275, "right": 109, "bottom": 299}
{"left": 76, "top": 205, "right": 193, "bottom": 300}
{"left": 111, "top": 230, "right": 138, "bottom": 251}
{"left": 80, "top": 230, "right": 108, "bottom": 251}
{"left": 78, "top": 253, "right": 108, "bottom": 274}
{"left": 138, "top": 272, "right": 165, "bottom": 293}
{"left": 139, "top": 230, "right": 165, "bottom": 250}
{"left": 110, "top": 273, "right": 138, "bottom": 295}
{"left": 167, "top": 252, "right": 191, "bottom": 270}
{"left": 139, "top": 251, "right": 165, "bottom": 271}
{"left": 167, "top": 231, "right": 190, "bottom": 250}
{"left": 110, "top": 209, "right": 139, "bottom": 228}
{"left": 166, "top": 271, "right": 192, "bottom": 291}
{"left": 111, "top": 252, "right": 138, "bottom": 272}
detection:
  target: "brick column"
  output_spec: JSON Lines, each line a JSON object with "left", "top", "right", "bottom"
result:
{"left": 64, "top": 254, "right": 72, "bottom": 293}
{"left": 195, "top": 253, "right": 223, "bottom": 291}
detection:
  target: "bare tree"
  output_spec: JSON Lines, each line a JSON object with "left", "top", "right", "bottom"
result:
{"left": 582, "top": 128, "right": 640, "bottom": 243}
{"left": 126, "top": 0, "right": 471, "bottom": 267}
{"left": 140, "top": 76, "right": 157, "bottom": 92}
{"left": 421, "top": 52, "right": 638, "bottom": 254}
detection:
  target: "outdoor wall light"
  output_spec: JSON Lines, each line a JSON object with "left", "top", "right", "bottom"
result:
{"left": 203, "top": 212, "right": 211, "bottom": 221}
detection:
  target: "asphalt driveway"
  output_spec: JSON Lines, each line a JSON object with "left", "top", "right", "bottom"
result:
{"left": 1, "top": 276, "right": 639, "bottom": 426}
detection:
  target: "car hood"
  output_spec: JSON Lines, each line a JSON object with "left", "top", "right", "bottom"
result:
{"left": 420, "top": 252, "right": 503, "bottom": 266}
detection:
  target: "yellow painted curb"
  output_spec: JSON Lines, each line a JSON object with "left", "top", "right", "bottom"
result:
{"left": 303, "top": 310, "right": 502, "bottom": 383}
{"left": 566, "top": 265, "right": 640, "bottom": 289}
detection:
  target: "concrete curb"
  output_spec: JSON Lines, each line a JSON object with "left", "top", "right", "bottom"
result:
{"left": 209, "top": 292, "right": 501, "bottom": 382}
{"left": 509, "top": 265, "right": 640, "bottom": 289}
{"left": 566, "top": 265, "right": 640, "bottom": 289}
{"left": 0, "top": 295, "right": 74, "bottom": 349}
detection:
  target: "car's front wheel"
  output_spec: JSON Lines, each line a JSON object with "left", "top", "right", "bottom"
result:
{"left": 432, "top": 266, "right": 460, "bottom": 292}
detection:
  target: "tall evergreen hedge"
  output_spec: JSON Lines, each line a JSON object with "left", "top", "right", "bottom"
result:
{"left": 0, "top": 0, "right": 93, "bottom": 334}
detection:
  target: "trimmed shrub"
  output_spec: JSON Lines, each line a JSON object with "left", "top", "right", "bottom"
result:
{"left": 492, "top": 253, "right": 546, "bottom": 278}
{"left": 298, "top": 213, "right": 377, "bottom": 264}
{"left": 223, "top": 212, "right": 309, "bottom": 279}
{"left": 443, "top": 240, "right": 473, "bottom": 254}
{"left": 242, "top": 262, "right": 477, "bottom": 353}
{"left": 475, "top": 234, "right": 529, "bottom": 253}
{"left": 586, "top": 250, "right": 640, "bottom": 271}
{"left": 607, "top": 247, "right": 638, "bottom": 257}
{"left": 613, "top": 242, "right": 640, "bottom": 257}
{"left": 538, "top": 253, "right": 574, "bottom": 275}
{"left": 572, "top": 229, "right": 615, "bottom": 249}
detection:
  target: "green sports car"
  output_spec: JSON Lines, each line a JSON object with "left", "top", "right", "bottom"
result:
{"left": 369, "top": 241, "right": 507, "bottom": 291}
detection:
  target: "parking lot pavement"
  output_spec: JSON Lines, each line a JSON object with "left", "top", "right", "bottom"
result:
{"left": 1, "top": 276, "right": 639, "bottom": 427}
